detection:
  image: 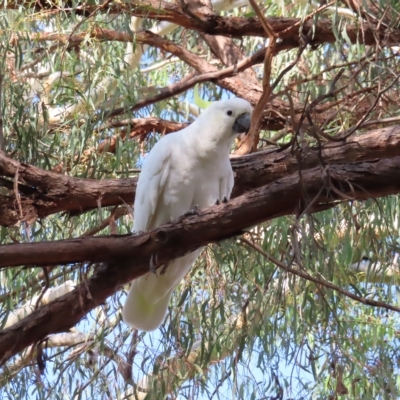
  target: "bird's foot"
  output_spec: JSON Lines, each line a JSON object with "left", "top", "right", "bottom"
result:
{"left": 216, "top": 197, "right": 229, "bottom": 205}
{"left": 132, "top": 229, "right": 145, "bottom": 236}
{"left": 184, "top": 205, "right": 200, "bottom": 217}
{"left": 159, "top": 261, "right": 170, "bottom": 275}
{"left": 149, "top": 254, "right": 169, "bottom": 276}
{"left": 149, "top": 253, "right": 159, "bottom": 274}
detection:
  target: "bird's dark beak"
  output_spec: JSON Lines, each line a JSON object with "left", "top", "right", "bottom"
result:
{"left": 233, "top": 113, "right": 251, "bottom": 134}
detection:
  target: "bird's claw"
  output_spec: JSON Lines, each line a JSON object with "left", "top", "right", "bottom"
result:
{"left": 149, "top": 254, "right": 158, "bottom": 274}
{"left": 184, "top": 205, "right": 200, "bottom": 217}
{"left": 160, "top": 262, "right": 170, "bottom": 275}
{"left": 216, "top": 197, "right": 229, "bottom": 205}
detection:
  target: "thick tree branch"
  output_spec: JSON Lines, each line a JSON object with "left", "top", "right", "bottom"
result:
{"left": 7, "top": 3, "right": 400, "bottom": 47}
{"left": 3, "top": 281, "right": 75, "bottom": 328}
{"left": 0, "top": 149, "right": 136, "bottom": 226}
{"left": 3, "top": 155, "right": 400, "bottom": 267}
{"left": 2, "top": 155, "right": 400, "bottom": 361}
{"left": 2, "top": 124, "right": 400, "bottom": 226}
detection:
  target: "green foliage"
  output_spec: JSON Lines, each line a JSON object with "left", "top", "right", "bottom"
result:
{"left": 1, "top": 0, "right": 400, "bottom": 399}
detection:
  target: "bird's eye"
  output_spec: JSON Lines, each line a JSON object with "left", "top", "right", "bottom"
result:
{"left": 226, "top": 110, "right": 233, "bottom": 116}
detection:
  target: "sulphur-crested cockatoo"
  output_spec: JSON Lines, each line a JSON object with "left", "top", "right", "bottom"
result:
{"left": 123, "top": 98, "right": 252, "bottom": 331}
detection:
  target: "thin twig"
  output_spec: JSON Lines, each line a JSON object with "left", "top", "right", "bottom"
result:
{"left": 358, "top": 115, "right": 400, "bottom": 128}
{"left": 240, "top": 236, "right": 400, "bottom": 314}
{"left": 59, "top": 0, "right": 113, "bottom": 67}
{"left": 103, "top": 47, "right": 266, "bottom": 120}
{"left": 271, "top": 40, "right": 308, "bottom": 94}
{"left": 20, "top": 43, "right": 60, "bottom": 72}
{"left": 81, "top": 207, "right": 127, "bottom": 237}
{"left": 278, "top": 1, "right": 336, "bottom": 36}
{"left": 337, "top": 74, "right": 400, "bottom": 140}
{"left": 235, "top": 0, "right": 277, "bottom": 155}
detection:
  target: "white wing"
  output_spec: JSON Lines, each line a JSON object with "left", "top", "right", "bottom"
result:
{"left": 133, "top": 138, "right": 172, "bottom": 232}
{"left": 124, "top": 131, "right": 201, "bottom": 331}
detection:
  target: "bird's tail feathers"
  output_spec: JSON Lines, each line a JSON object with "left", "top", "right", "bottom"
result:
{"left": 123, "top": 285, "right": 173, "bottom": 331}
{"left": 122, "top": 249, "right": 203, "bottom": 331}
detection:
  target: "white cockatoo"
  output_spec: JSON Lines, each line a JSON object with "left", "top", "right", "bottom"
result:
{"left": 123, "top": 98, "right": 252, "bottom": 331}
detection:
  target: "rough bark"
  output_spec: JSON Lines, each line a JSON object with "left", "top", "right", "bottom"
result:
{"left": 8, "top": 2, "right": 400, "bottom": 47}
{"left": 3, "top": 155, "right": 400, "bottom": 268}
{"left": 2, "top": 154, "right": 400, "bottom": 362}
{"left": 1, "top": 124, "right": 400, "bottom": 226}
{"left": 0, "top": 150, "right": 136, "bottom": 226}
